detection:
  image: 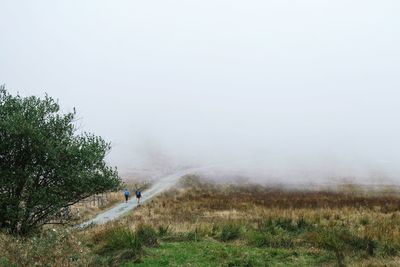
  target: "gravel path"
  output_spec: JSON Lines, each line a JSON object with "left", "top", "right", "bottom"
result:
{"left": 78, "top": 168, "right": 199, "bottom": 228}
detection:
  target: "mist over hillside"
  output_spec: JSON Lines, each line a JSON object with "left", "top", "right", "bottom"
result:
{"left": 1, "top": 0, "right": 400, "bottom": 184}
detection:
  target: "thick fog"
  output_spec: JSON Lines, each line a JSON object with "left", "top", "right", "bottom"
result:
{"left": 1, "top": 1, "right": 400, "bottom": 184}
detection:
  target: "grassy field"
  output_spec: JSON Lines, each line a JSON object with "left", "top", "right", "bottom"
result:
{"left": 2, "top": 175, "right": 400, "bottom": 266}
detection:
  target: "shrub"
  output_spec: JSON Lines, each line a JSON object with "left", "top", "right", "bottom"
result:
{"left": 346, "top": 236, "right": 377, "bottom": 256}
{"left": 185, "top": 231, "right": 199, "bottom": 241}
{"left": 307, "top": 226, "right": 373, "bottom": 267}
{"left": 99, "top": 226, "right": 142, "bottom": 263}
{"left": 247, "top": 231, "right": 269, "bottom": 247}
{"left": 211, "top": 224, "right": 220, "bottom": 237}
{"left": 157, "top": 225, "right": 170, "bottom": 237}
{"left": 308, "top": 229, "right": 347, "bottom": 267}
{"left": 219, "top": 224, "right": 241, "bottom": 242}
{"left": 135, "top": 224, "right": 158, "bottom": 247}
{"left": 296, "top": 217, "right": 314, "bottom": 231}
{"left": 0, "top": 86, "right": 121, "bottom": 235}
{"left": 257, "top": 218, "right": 313, "bottom": 234}
{"left": 378, "top": 242, "right": 400, "bottom": 257}
{"left": 247, "top": 231, "right": 293, "bottom": 248}
{"left": 256, "top": 219, "right": 275, "bottom": 233}
{"left": 186, "top": 227, "right": 206, "bottom": 242}
{"left": 359, "top": 217, "right": 370, "bottom": 226}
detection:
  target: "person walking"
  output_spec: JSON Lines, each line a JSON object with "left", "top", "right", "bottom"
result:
{"left": 135, "top": 188, "right": 142, "bottom": 205}
{"left": 124, "top": 189, "right": 130, "bottom": 203}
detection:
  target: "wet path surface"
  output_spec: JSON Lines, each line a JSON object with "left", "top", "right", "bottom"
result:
{"left": 78, "top": 168, "right": 200, "bottom": 228}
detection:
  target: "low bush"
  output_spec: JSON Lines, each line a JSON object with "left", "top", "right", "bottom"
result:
{"left": 219, "top": 224, "right": 241, "bottom": 242}
{"left": 378, "top": 242, "right": 400, "bottom": 257}
{"left": 307, "top": 225, "right": 378, "bottom": 267}
{"left": 136, "top": 224, "right": 158, "bottom": 247}
{"left": 348, "top": 236, "right": 377, "bottom": 256}
{"left": 257, "top": 218, "right": 313, "bottom": 234}
{"left": 97, "top": 226, "right": 143, "bottom": 263}
{"left": 308, "top": 228, "right": 347, "bottom": 267}
{"left": 186, "top": 227, "right": 206, "bottom": 242}
{"left": 157, "top": 225, "right": 170, "bottom": 237}
{"left": 359, "top": 217, "right": 370, "bottom": 226}
{"left": 247, "top": 230, "right": 293, "bottom": 248}
{"left": 296, "top": 217, "right": 314, "bottom": 231}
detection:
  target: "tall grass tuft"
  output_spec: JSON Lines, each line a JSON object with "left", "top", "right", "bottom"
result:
{"left": 97, "top": 226, "right": 143, "bottom": 264}
{"left": 247, "top": 230, "right": 293, "bottom": 248}
{"left": 219, "top": 224, "right": 241, "bottom": 242}
{"left": 307, "top": 225, "right": 378, "bottom": 267}
{"left": 135, "top": 224, "right": 158, "bottom": 247}
{"left": 378, "top": 242, "right": 400, "bottom": 257}
{"left": 157, "top": 225, "right": 170, "bottom": 237}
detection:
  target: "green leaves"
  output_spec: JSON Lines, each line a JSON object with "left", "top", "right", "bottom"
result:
{"left": 0, "top": 86, "right": 121, "bottom": 235}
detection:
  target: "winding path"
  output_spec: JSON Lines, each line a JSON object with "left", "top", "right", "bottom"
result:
{"left": 78, "top": 168, "right": 200, "bottom": 228}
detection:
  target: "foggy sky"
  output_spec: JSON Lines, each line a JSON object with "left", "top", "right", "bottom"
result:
{"left": 1, "top": 1, "right": 400, "bottom": 183}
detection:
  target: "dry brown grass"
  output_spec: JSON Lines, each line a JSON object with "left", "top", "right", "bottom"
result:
{"left": 0, "top": 229, "right": 92, "bottom": 266}
{"left": 104, "top": 175, "right": 400, "bottom": 258}
{"left": 94, "top": 176, "right": 397, "bottom": 266}
{"left": 3, "top": 175, "right": 400, "bottom": 266}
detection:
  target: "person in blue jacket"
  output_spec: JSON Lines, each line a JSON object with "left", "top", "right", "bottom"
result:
{"left": 124, "top": 189, "right": 130, "bottom": 203}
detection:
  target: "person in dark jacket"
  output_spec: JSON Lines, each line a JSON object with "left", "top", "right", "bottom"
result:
{"left": 135, "top": 189, "right": 142, "bottom": 205}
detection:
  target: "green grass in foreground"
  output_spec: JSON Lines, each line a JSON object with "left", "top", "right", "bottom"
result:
{"left": 123, "top": 240, "right": 333, "bottom": 267}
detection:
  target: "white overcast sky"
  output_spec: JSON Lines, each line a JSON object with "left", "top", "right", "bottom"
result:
{"left": 1, "top": 1, "right": 400, "bottom": 182}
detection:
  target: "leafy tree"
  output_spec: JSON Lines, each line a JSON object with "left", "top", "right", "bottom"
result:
{"left": 0, "top": 86, "right": 121, "bottom": 235}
